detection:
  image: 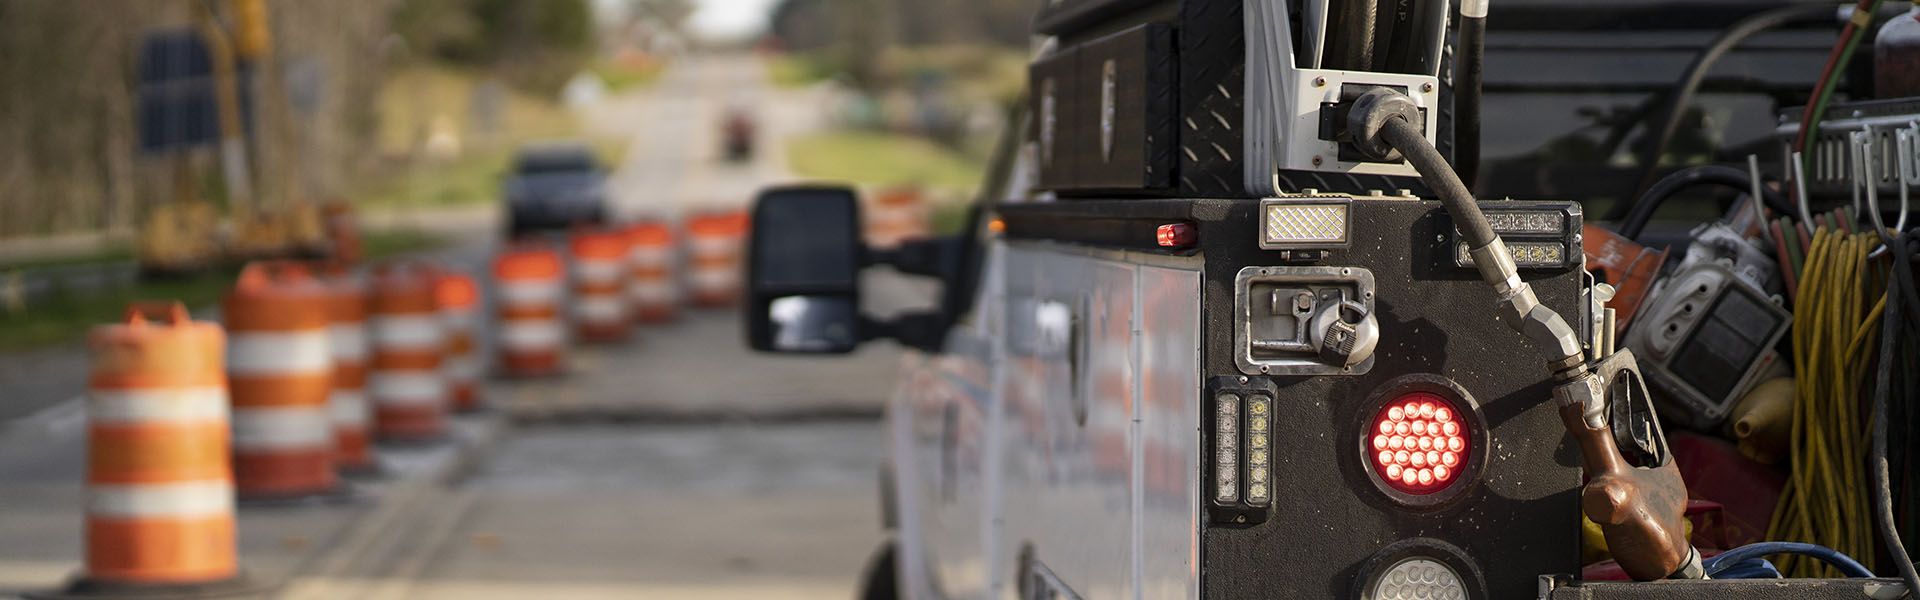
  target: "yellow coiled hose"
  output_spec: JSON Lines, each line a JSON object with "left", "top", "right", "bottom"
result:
{"left": 1767, "top": 229, "right": 1887, "bottom": 577}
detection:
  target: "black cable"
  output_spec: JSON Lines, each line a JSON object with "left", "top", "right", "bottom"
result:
{"left": 1456, "top": 15, "right": 1485, "bottom": 191}
{"left": 1379, "top": 117, "right": 1496, "bottom": 248}
{"left": 1872, "top": 229, "right": 1920, "bottom": 597}
{"left": 1615, "top": 164, "right": 1792, "bottom": 241}
{"left": 1614, "top": 3, "right": 1836, "bottom": 219}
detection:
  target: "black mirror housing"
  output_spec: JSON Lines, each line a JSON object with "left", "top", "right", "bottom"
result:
{"left": 745, "top": 185, "right": 867, "bottom": 354}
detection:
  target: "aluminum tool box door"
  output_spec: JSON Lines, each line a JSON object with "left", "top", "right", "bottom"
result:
{"left": 889, "top": 239, "right": 1203, "bottom": 599}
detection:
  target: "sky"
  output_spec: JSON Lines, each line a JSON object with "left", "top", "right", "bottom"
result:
{"left": 594, "top": 0, "right": 782, "bottom": 41}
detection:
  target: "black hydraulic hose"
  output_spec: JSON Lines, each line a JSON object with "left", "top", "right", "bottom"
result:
{"left": 1618, "top": 3, "right": 1837, "bottom": 215}
{"left": 1872, "top": 230, "right": 1920, "bottom": 597}
{"left": 1380, "top": 117, "right": 1497, "bottom": 248}
{"left": 1456, "top": 14, "right": 1485, "bottom": 191}
{"left": 1615, "top": 164, "right": 1793, "bottom": 242}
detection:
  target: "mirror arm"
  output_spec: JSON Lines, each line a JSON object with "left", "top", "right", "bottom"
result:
{"left": 867, "top": 237, "right": 962, "bottom": 279}
{"left": 859, "top": 311, "right": 948, "bottom": 351}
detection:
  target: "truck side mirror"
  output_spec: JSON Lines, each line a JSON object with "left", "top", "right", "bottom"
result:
{"left": 746, "top": 185, "right": 866, "bottom": 353}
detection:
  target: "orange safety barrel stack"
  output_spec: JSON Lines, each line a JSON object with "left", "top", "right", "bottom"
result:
{"left": 366, "top": 263, "right": 449, "bottom": 443}
{"left": 685, "top": 210, "right": 748, "bottom": 307}
{"left": 569, "top": 229, "right": 633, "bottom": 342}
{"left": 864, "top": 187, "right": 931, "bottom": 248}
{"left": 79, "top": 302, "right": 241, "bottom": 590}
{"left": 492, "top": 244, "right": 567, "bottom": 376}
{"left": 623, "top": 221, "right": 680, "bottom": 323}
{"left": 434, "top": 270, "right": 484, "bottom": 412}
{"left": 222, "top": 262, "right": 338, "bottom": 500}
{"left": 321, "top": 268, "right": 376, "bottom": 474}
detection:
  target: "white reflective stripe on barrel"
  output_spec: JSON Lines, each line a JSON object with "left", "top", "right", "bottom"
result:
{"left": 328, "top": 389, "right": 370, "bottom": 427}
{"left": 88, "top": 481, "right": 234, "bottom": 519}
{"left": 500, "top": 321, "right": 564, "bottom": 351}
{"left": 690, "top": 269, "right": 738, "bottom": 289}
{"left": 227, "top": 331, "right": 331, "bottom": 375}
{"left": 576, "top": 297, "right": 626, "bottom": 323}
{"left": 368, "top": 371, "right": 447, "bottom": 408}
{"left": 627, "top": 281, "right": 675, "bottom": 303}
{"left": 443, "top": 355, "right": 482, "bottom": 381}
{"left": 442, "top": 309, "right": 478, "bottom": 330}
{"left": 231, "top": 406, "right": 333, "bottom": 450}
{"left": 689, "top": 236, "right": 736, "bottom": 256}
{"left": 88, "top": 387, "right": 229, "bottom": 425}
{"left": 499, "top": 281, "right": 563, "bottom": 306}
{"left": 328, "top": 324, "right": 368, "bottom": 362}
{"left": 370, "top": 315, "right": 445, "bottom": 351}
{"left": 574, "top": 260, "right": 625, "bottom": 284}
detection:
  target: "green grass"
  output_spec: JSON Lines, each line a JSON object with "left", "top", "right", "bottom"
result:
{"left": 0, "top": 242, "right": 133, "bottom": 271}
{"left": 767, "top": 54, "right": 835, "bottom": 89}
{"left": 787, "top": 130, "right": 987, "bottom": 195}
{"left": 0, "top": 230, "right": 450, "bottom": 352}
{"left": 591, "top": 58, "right": 666, "bottom": 92}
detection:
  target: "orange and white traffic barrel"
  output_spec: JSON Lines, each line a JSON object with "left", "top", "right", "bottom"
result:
{"left": 82, "top": 302, "right": 239, "bottom": 587}
{"left": 222, "top": 261, "right": 337, "bottom": 500}
{"left": 321, "top": 268, "right": 376, "bottom": 474}
{"left": 492, "top": 244, "right": 567, "bottom": 377}
{"left": 685, "top": 210, "right": 748, "bottom": 307}
{"left": 623, "top": 221, "right": 680, "bottom": 323}
{"left": 435, "top": 270, "right": 483, "bottom": 412}
{"left": 367, "top": 263, "right": 448, "bottom": 443}
{"left": 569, "top": 229, "right": 632, "bottom": 342}
{"left": 865, "top": 187, "right": 930, "bottom": 248}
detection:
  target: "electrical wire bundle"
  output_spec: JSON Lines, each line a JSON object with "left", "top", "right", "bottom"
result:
{"left": 1767, "top": 229, "right": 1887, "bottom": 577}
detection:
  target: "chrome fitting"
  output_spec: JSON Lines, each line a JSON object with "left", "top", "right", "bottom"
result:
{"left": 1470, "top": 238, "right": 1523, "bottom": 297}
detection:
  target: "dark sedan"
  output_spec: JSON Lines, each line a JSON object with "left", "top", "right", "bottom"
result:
{"left": 504, "top": 142, "right": 609, "bottom": 236}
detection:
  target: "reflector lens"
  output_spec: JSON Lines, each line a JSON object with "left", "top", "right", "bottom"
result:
{"left": 1369, "top": 557, "right": 1466, "bottom": 600}
{"left": 1369, "top": 392, "right": 1468, "bottom": 495}
{"left": 1157, "top": 223, "right": 1196, "bottom": 248}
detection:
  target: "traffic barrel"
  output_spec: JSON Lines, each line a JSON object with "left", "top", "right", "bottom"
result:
{"left": 865, "top": 187, "right": 930, "bottom": 249}
{"left": 623, "top": 221, "right": 680, "bottom": 323}
{"left": 367, "top": 263, "right": 448, "bottom": 443}
{"left": 321, "top": 268, "right": 376, "bottom": 474}
{"left": 569, "top": 229, "right": 632, "bottom": 342}
{"left": 492, "top": 244, "right": 567, "bottom": 377}
{"left": 78, "top": 302, "right": 243, "bottom": 590}
{"left": 685, "top": 210, "right": 748, "bottom": 307}
{"left": 222, "top": 261, "right": 338, "bottom": 500}
{"left": 434, "top": 270, "right": 483, "bottom": 412}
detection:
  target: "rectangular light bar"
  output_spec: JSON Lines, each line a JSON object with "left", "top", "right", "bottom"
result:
{"left": 1215, "top": 393, "right": 1241, "bottom": 504}
{"left": 1259, "top": 199, "right": 1350, "bottom": 250}
{"left": 1481, "top": 210, "right": 1568, "bottom": 236}
{"left": 1456, "top": 240, "right": 1569, "bottom": 268}
{"left": 1245, "top": 394, "right": 1272, "bottom": 506}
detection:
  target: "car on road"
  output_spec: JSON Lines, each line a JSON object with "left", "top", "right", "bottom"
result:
{"left": 504, "top": 141, "right": 609, "bottom": 236}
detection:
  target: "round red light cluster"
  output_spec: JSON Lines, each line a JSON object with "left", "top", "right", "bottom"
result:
{"left": 1370, "top": 392, "right": 1468, "bottom": 494}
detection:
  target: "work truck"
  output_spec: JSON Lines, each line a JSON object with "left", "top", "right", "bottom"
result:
{"left": 743, "top": 0, "right": 1919, "bottom": 598}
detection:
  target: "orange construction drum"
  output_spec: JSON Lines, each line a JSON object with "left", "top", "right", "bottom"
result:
{"left": 435, "top": 270, "right": 484, "bottom": 412}
{"left": 367, "top": 263, "right": 449, "bottom": 443}
{"left": 83, "top": 302, "right": 239, "bottom": 586}
{"left": 222, "top": 261, "right": 338, "bottom": 499}
{"left": 493, "top": 244, "right": 568, "bottom": 377}
{"left": 569, "top": 229, "right": 633, "bottom": 343}
{"left": 321, "top": 268, "right": 376, "bottom": 474}
{"left": 685, "top": 210, "right": 748, "bottom": 307}
{"left": 623, "top": 221, "right": 680, "bottom": 323}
